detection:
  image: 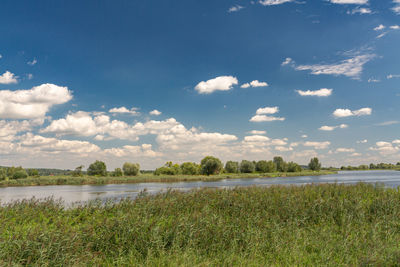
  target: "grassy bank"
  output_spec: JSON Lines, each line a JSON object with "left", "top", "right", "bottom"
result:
{"left": 0, "top": 170, "right": 336, "bottom": 187}
{"left": 1, "top": 183, "right": 400, "bottom": 265}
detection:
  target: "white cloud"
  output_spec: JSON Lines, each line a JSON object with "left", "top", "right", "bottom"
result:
{"left": 357, "top": 139, "right": 368, "bottom": 143}
{"left": 149, "top": 109, "right": 162, "bottom": 116}
{"left": 304, "top": 141, "right": 331, "bottom": 149}
{"left": 259, "top": 0, "right": 293, "bottom": 5}
{"left": 109, "top": 106, "right": 140, "bottom": 115}
{"left": 370, "top": 140, "right": 400, "bottom": 155}
{"left": 250, "top": 115, "right": 285, "bottom": 122}
{"left": 295, "top": 54, "right": 375, "bottom": 79}
{"left": 0, "top": 83, "right": 72, "bottom": 119}
{"left": 336, "top": 148, "right": 355, "bottom": 153}
{"left": 195, "top": 76, "right": 238, "bottom": 94}
{"left": 248, "top": 130, "right": 267, "bottom": 135}
{"left": 27, "top": 74, "right": 33, "bottom": 80}
{"left": 387, "top": 74, "right": 400, "bottom": 79}
{"left": 301, "top": 134, "right": 308, "bottom": 138}
{"left": 367, "top": 78, "right": 380, "bottom": 83}
{"left": 319, "top": 124, "right": 348, "bottom": 131}
{"left": 241, "top": 80, "right": 269, "bottom": 88}
{"left": 281, "top": 57, "right": 294, "bottom": 66}
{"left": 351, "top": 152, "right": 362, "bottom": 156}
{"left": 27, "top": 58, "right": 37, "bottom": 66}
{"left": 333, "top": 107, "right": 372, "bottom": 118}
{"left": 0, "top": 71, "right": 18, "bottom": 84}
{"left": 350, "top": 7, "right": 372, "bottom": 14}
{"left": 376, "top": 32, "right": 387, "bottom": 39}
{"left": 228, "top": 5, "right": 244, "bottom": 12}
{"left": 393, "top": 1, "right": 400, "bottom": 14}
{"left": 375, "top": 121, "right": 399, "bottom": 126}
{"left": 256, "top": 106, "right": 279, "bottom": 115}
{"left": 374, "top": 24, "right": 385, "bottom": 31}
{"left": 0, "top": 54, "right": 2, "bottom": 59}
{"left": 244, "top": 135, "right": 270, "bottom": 142}
{"left": 330, "top": 0, "right": 368, "bottom": 4}
{"left": 296, "top": 88, "right": 332, "bottom": 97}
{"left": 390, "top": 25, "right": 400, "bottom": 29}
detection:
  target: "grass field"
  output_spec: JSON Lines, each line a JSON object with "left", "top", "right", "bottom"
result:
{"left": 1, "top": 183, "right": 400, "bottom": 266}
{"left": 0, "top": 170, "right": 336, "bottom": 187}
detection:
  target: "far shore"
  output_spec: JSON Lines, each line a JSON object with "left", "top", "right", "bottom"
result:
{"left": 0, "top": 170, "right": 337, "bottom": 188}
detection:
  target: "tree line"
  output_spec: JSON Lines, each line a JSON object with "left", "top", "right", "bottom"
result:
{"left": 340, "top": 162, "right": 400, "bottom": 171}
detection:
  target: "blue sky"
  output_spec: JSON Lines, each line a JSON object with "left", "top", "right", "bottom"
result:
{"left": 0, "top": 0, "right": 399, "bottom": 169}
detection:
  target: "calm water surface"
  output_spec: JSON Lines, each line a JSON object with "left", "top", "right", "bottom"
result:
{"left": 1, "top": 170, "right": 399, "bottom": 205}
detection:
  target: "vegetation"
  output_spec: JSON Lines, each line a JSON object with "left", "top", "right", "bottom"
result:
{"left": 239, "top": 160, "right": 255, "bottom": 173}
{"left": 1, "top": 183, "right": 400, "bottom": 265}
{"left": 308, "top": 157, "right": 321, "bottom": 171}
{"left": 123, "top": 162, "right": 140, "bottom": 176}
{"left": 200, "top": 156, "right": 223, "bottom": 175}
{"left": 340, "top": 162, "right": 400, "bottom": 171}
{"left": 87, "top": 160, "right": 107, "bottom": 176}
{"left": 225, "top": 161, "right": 239, "bottom": 173}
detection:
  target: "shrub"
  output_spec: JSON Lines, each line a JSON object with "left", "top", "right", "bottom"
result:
{"left": 87, "top": 160, "right": 107, "bottom": 176}
{"left": 72, "top": 165, "right": 84, "bottom": 177}
{"left": 12, "top": 170, "right": 28, "bottom": 179}
{"left": 225, "top": 161, "right": 239, "bottom": 173}
{"left": 122, "top": 162, "right": 140, "bottom": 176}
{"left": 200, "top": 156, "right": 223, "bottom": 175}
{"left": 287, "top": 162, "right": 302, "bottom": 172}
{"left": 180, "top": 162, "right": 200, "bottom": 175}
{"left": 240, "top": 160, "right": 255, "bottom": 173}
{"left": 112, "top": 168, "right": 123, "bottom": 177}
{"left": 0, "top": 168, "right": 6, "bottom": 180}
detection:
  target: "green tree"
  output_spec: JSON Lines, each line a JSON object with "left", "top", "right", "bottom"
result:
{"left": 240, "top": 160, "right": 255, "bottom": 173}
{"left": 112, "top": 168, "right": 123, "bottom": 177}
{"left": 87, "top": 160, "right": 107, "bottom": 176}
{"left": 123, "top": 162, "right": 140, "bottom": 176}
{"left": 27, "top": 169, "right": 39, "bottom": 177}
{"left": 72, "top": 165, "right": 84, "bottom": 177}
{"left": 287, "top": 162, "right": 302, "bottom": 172}
{"left": 273, "top": 156, "right": 288, "bottom": 172}
{"left": 308, "top": 157, "right": 321, "bottom": 171}
{"left": 0, "top": 168, "right": 6, "bottom": 180}
{"left": 225, "top": 161, "right": 239, "bottom": 173}
{"left": 12, "top": 170, "right": 28, "bottom": 179}
{"left": 180, "top": 162, "right": 200, "bottom": 175}
{"left": 256, "top": 160, "right": 275, "bottom": 173}
{"left": 200, "top": 156, "right": 223, "bottom": 175}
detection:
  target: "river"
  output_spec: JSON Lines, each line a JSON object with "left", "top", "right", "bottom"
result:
{"left": 0, "top": 170, "right": 399, "bottom": 205}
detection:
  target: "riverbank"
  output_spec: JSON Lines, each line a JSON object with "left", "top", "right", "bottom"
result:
{"left": 0, "top": 170, "right": 336, "bottom": 187}
{"left": 1, "top": 183, "right": 399, "bottom": 265}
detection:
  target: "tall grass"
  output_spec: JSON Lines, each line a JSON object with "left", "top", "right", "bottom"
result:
{"left": 0, "top": 170, "right": 336, "bottom": 187}
{"left": 1, "top": 183, "right": 400, "bottom": 265}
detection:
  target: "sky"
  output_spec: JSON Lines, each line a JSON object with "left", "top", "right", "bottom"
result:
{"left": 0, "top": 0, "right": 399, "bottom": 170}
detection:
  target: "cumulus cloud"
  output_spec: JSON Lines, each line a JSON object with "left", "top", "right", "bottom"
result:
{"left": 149, "top": 109, "right": 161, "bottom": 116}
{"left": 248, "top": 130, "right": 267, "bottom": 135}
{"left": 367, "top": 78, "right": 380, "bottom": 83}
{"left": 333, "top": 107, "right": 372, "bottom": 118}
{"left": 357, "top": 139, "right": 368, "bottom": 143}
{"left": 109, "top": 106, "right": 140, "bottom": 115}
{"left": 256, "top": 106, "right": 279, "bottom": 115}
{"left": 228, "top": 5, "right": 244, "bottom": 12}
{"left": 304, "top": 141, "right": 331, "bottom": 149}
{"left": 393, "top": 0, "right": 400, "bottom": 14}
{"left": 319, "top": 124, "right": 348, "bottom": 131}
{"left": 387, "top": 74, "right": 400, "bottom": 79}
{"left": 336, "top": 148, "right": 355, "bottom": 153}
{"left": 296, "top": 88, "right": 332, "bottom": 97}
{"left": 0, "top": 83, "right": 72, "bottom": 119}
{"left": 195, "top": 76, "right": 238, "bottom": 94}
{"left": 259, "top": 0, "right": 293, "bottom": 5}
{"left": 0, "top": 71, "right": 18, "bottom": 84}
{"left": 369, "top": 140, "right": 400, "bottom": 155}
{"left": 281, "top": 57, "right": 294, "bottom": 66}
{"left": 390, "top": 25, "right": 400, "bottom": 29}
{"left": 241, "top": 80, "right": 268, "bottom": 88}
{"left": 374, "top": 24, "right": 385, "bottom": 31}
{"left": 295, "top": 54, "right": 375, "bottom": 79}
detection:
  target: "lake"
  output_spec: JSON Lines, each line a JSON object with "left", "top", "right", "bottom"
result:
{"left": 1, "top": 170, "right": 399, "bottom": 206}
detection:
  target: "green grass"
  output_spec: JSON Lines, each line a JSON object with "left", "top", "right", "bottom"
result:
{"left": 1, "top": 183, "right": 400, "bottom": 266}
{"left": 0, "top": 170, "right": 336, "bottom": 187}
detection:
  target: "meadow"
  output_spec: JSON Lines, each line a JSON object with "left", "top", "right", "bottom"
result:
{"left": 1, "top": 183, "right": 400, "bottom": 266}
{"left": 0, "top": 170, "right": 335, "bottom": 187}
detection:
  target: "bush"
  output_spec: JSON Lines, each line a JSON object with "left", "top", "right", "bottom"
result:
{"left": 112, "top": 168, "right": 123, "bottom": 177}
{"left": 72, "top": 165, "right": 84, "bottom": 177}
{"left": 308, "top": 157, "right": 321, "bottom": 171}
{"left": 87, "top": 161, "right": 107, "bottom": 176}
{"left": 240, "top": 160, "right": 255, "bottom": 173}
{"left": 12, "top": 170, "right": 28, "bottom": 179}
{"left": 200, "top": 156, "right": 223, "bottom": 175}
{"left": 180, "top": 162, "right": 200, "bottom": 175}
{"left": 287, "top": 162, "right": 302, "bottom": 172}
{"left": 0, "top": 168, "right": 6, "bottom": 180}
{"left": 123, "top": 162, "right": 140, "bottom": 176}
{"left": 225, "top": 161, "right": 239, "bottom": 173}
